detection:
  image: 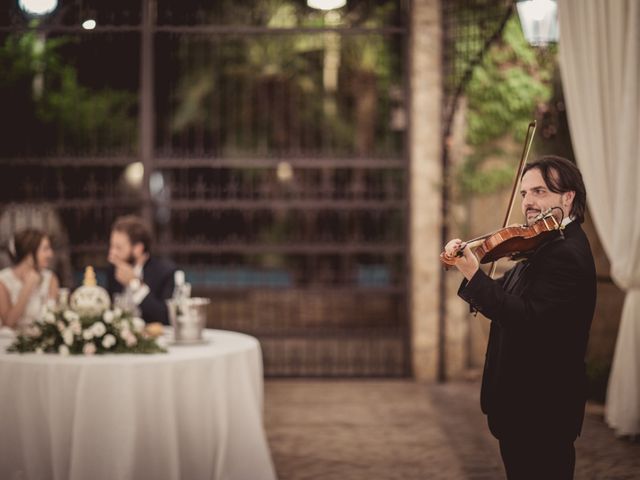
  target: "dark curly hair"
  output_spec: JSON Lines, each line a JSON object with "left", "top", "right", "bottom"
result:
{"left": 522, "top": 155, "right": 587, "bottom": 223}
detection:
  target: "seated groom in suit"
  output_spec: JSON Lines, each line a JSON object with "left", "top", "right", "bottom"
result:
{"left": 107, "top": 215, "right": 176, "bottom": 325}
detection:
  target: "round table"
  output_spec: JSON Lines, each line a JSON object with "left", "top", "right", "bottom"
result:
{"left": 0, "top": 328, "right": 276, "bottom": 480}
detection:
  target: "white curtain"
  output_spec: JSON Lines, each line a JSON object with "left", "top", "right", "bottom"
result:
{"left": 558, "top": 0, "right": 640, "bottom": 436}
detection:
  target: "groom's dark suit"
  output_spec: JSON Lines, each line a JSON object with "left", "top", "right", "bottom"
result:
{"left": 458, "top": 220, "right": 596, "bottom": 478}
{"left": 106, "top": 256, "right": 176, "bottom": 325}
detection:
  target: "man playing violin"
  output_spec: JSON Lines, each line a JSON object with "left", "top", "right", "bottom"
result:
{"left": 443, "top": 156, "right": 596, "bottom": 480}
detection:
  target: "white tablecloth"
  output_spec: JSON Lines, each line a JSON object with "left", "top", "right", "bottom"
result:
{"left": 0, "top": 328, "right": 276, "bottom": 480}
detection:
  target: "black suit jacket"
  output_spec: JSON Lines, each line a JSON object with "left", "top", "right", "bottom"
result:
{"left": 106, "top": 256, "right": 176, "bottom": 325}
{"left": 458, "top": 221, "right": 596, "bottom": 441}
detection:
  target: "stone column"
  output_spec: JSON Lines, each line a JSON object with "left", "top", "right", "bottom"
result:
{"left": 409, "top": 0, "right": 443, "bottom": 381}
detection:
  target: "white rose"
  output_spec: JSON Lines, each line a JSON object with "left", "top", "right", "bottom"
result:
{"left": 36, "top": 307, "right": 50, "bottom": 324}
{"left": 132, "top": 317, "right": 145, "bottom": 333}
{"left": 156, "top": 336, "right": 168, "bottom": 349}
{"left": 63, "top": 329, "right": 74, "bottom": 346}
{"left": 82, "top": 342, "right": 96, "bottom": 355}
{"left": 82, "top": 329, "right": 94, "bottom": 341}
{"left": 123, "top": 331, "right": 137, "bottom": 347}
{"left": 113, "top": 308, "right": 123, "bottom": 318}
{"left": 67, "top": 311, "right": 79, "bottom": 323}
{"left": 102, "top": 334, "right": 117, "bottom": 349}
{"left": 91, "top": 322, "right": 107, "bottom": 337}
{"left": 63, "top": 310, "right": 74, "bottom": 321}
{"left": 58, "top": 345, "right": 70, "bottom": 356}
{"left": 28, "top": 325, "right": 42, "bottom": 338}
{"left": 45, "top": 312, "right": 56, "bottom": 324}
{"left": 103, "top": 311, "right": 114, "bottom": 324}
{"left": 70, "top": 320, "right": 82, "bottom": 335}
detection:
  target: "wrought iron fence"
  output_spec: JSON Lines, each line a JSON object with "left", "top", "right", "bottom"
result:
{"left": 441, "top": 0, "right": 513, "bottom": 131}
{"left": 0, "top": 0, "right": 409, "bottom": 376}
{"left": 1, "top": 0, "right": 515, "bottom": 376}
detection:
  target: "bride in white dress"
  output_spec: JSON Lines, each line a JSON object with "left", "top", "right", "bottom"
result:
{"left": 0, "top": 229, "right": 59, "bottom": 329}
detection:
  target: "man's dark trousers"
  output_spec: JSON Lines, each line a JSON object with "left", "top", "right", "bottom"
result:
{"left": 499, "top": 434, "right": 575, "bottom": 480}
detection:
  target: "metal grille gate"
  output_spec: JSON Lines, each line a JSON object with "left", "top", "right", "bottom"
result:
{"left": 0, "top": 0, "right": 410, "bottom": 376}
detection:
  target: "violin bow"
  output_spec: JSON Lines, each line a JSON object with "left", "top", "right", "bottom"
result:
{"left": 488, "top": 120, "right": 537, "bottom": 279}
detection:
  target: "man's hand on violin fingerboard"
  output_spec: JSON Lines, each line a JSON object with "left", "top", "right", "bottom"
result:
{"left": 444, "top": 239, "right": 480, "bottom": 280}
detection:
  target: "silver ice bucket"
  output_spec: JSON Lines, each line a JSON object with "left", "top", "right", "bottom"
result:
{"left": 166, "top": 297, "right": 211, "bottom": 342}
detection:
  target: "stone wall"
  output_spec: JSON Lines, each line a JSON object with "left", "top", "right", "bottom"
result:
{"left": 409, "top": 0, "right": 443, "bottom": 381}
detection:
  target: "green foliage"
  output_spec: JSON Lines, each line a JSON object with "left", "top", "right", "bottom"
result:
{"left": 170, "top": 1, "right": 401, "bottom": 156}
{"left": 466, "top": 17, "right": 554, "bottom": 146}
{"left": 0, "top": 29, "right": 136, "bottom": 153}
{"left": 458, "top": 15, "right": 557, "bottom": 195}
{"left": 39, "top": 67, "right": 137, "bottom": 149}
{"left": 458, "top": 149, "right": 516, "bottom": 195}
{"left": 340, "top": 3, "right": 398, "bottom": 78}
{"left": 0, "top": 29, "right": 65, "bottom": 84}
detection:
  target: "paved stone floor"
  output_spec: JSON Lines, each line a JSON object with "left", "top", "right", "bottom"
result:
{"left": 264, "top": 380, "right": 640, "bottom": 480}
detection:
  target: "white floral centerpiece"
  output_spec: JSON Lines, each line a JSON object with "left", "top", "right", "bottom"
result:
{"left": 8, "top": 266, "right": 166, "bottom": 356}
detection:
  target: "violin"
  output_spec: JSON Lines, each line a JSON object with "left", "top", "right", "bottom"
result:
{"left": 441, "top": 121, "right": 549, "bottom": 276}
{"left": 440, "top": 208, "right": 562, "bottom": 266}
